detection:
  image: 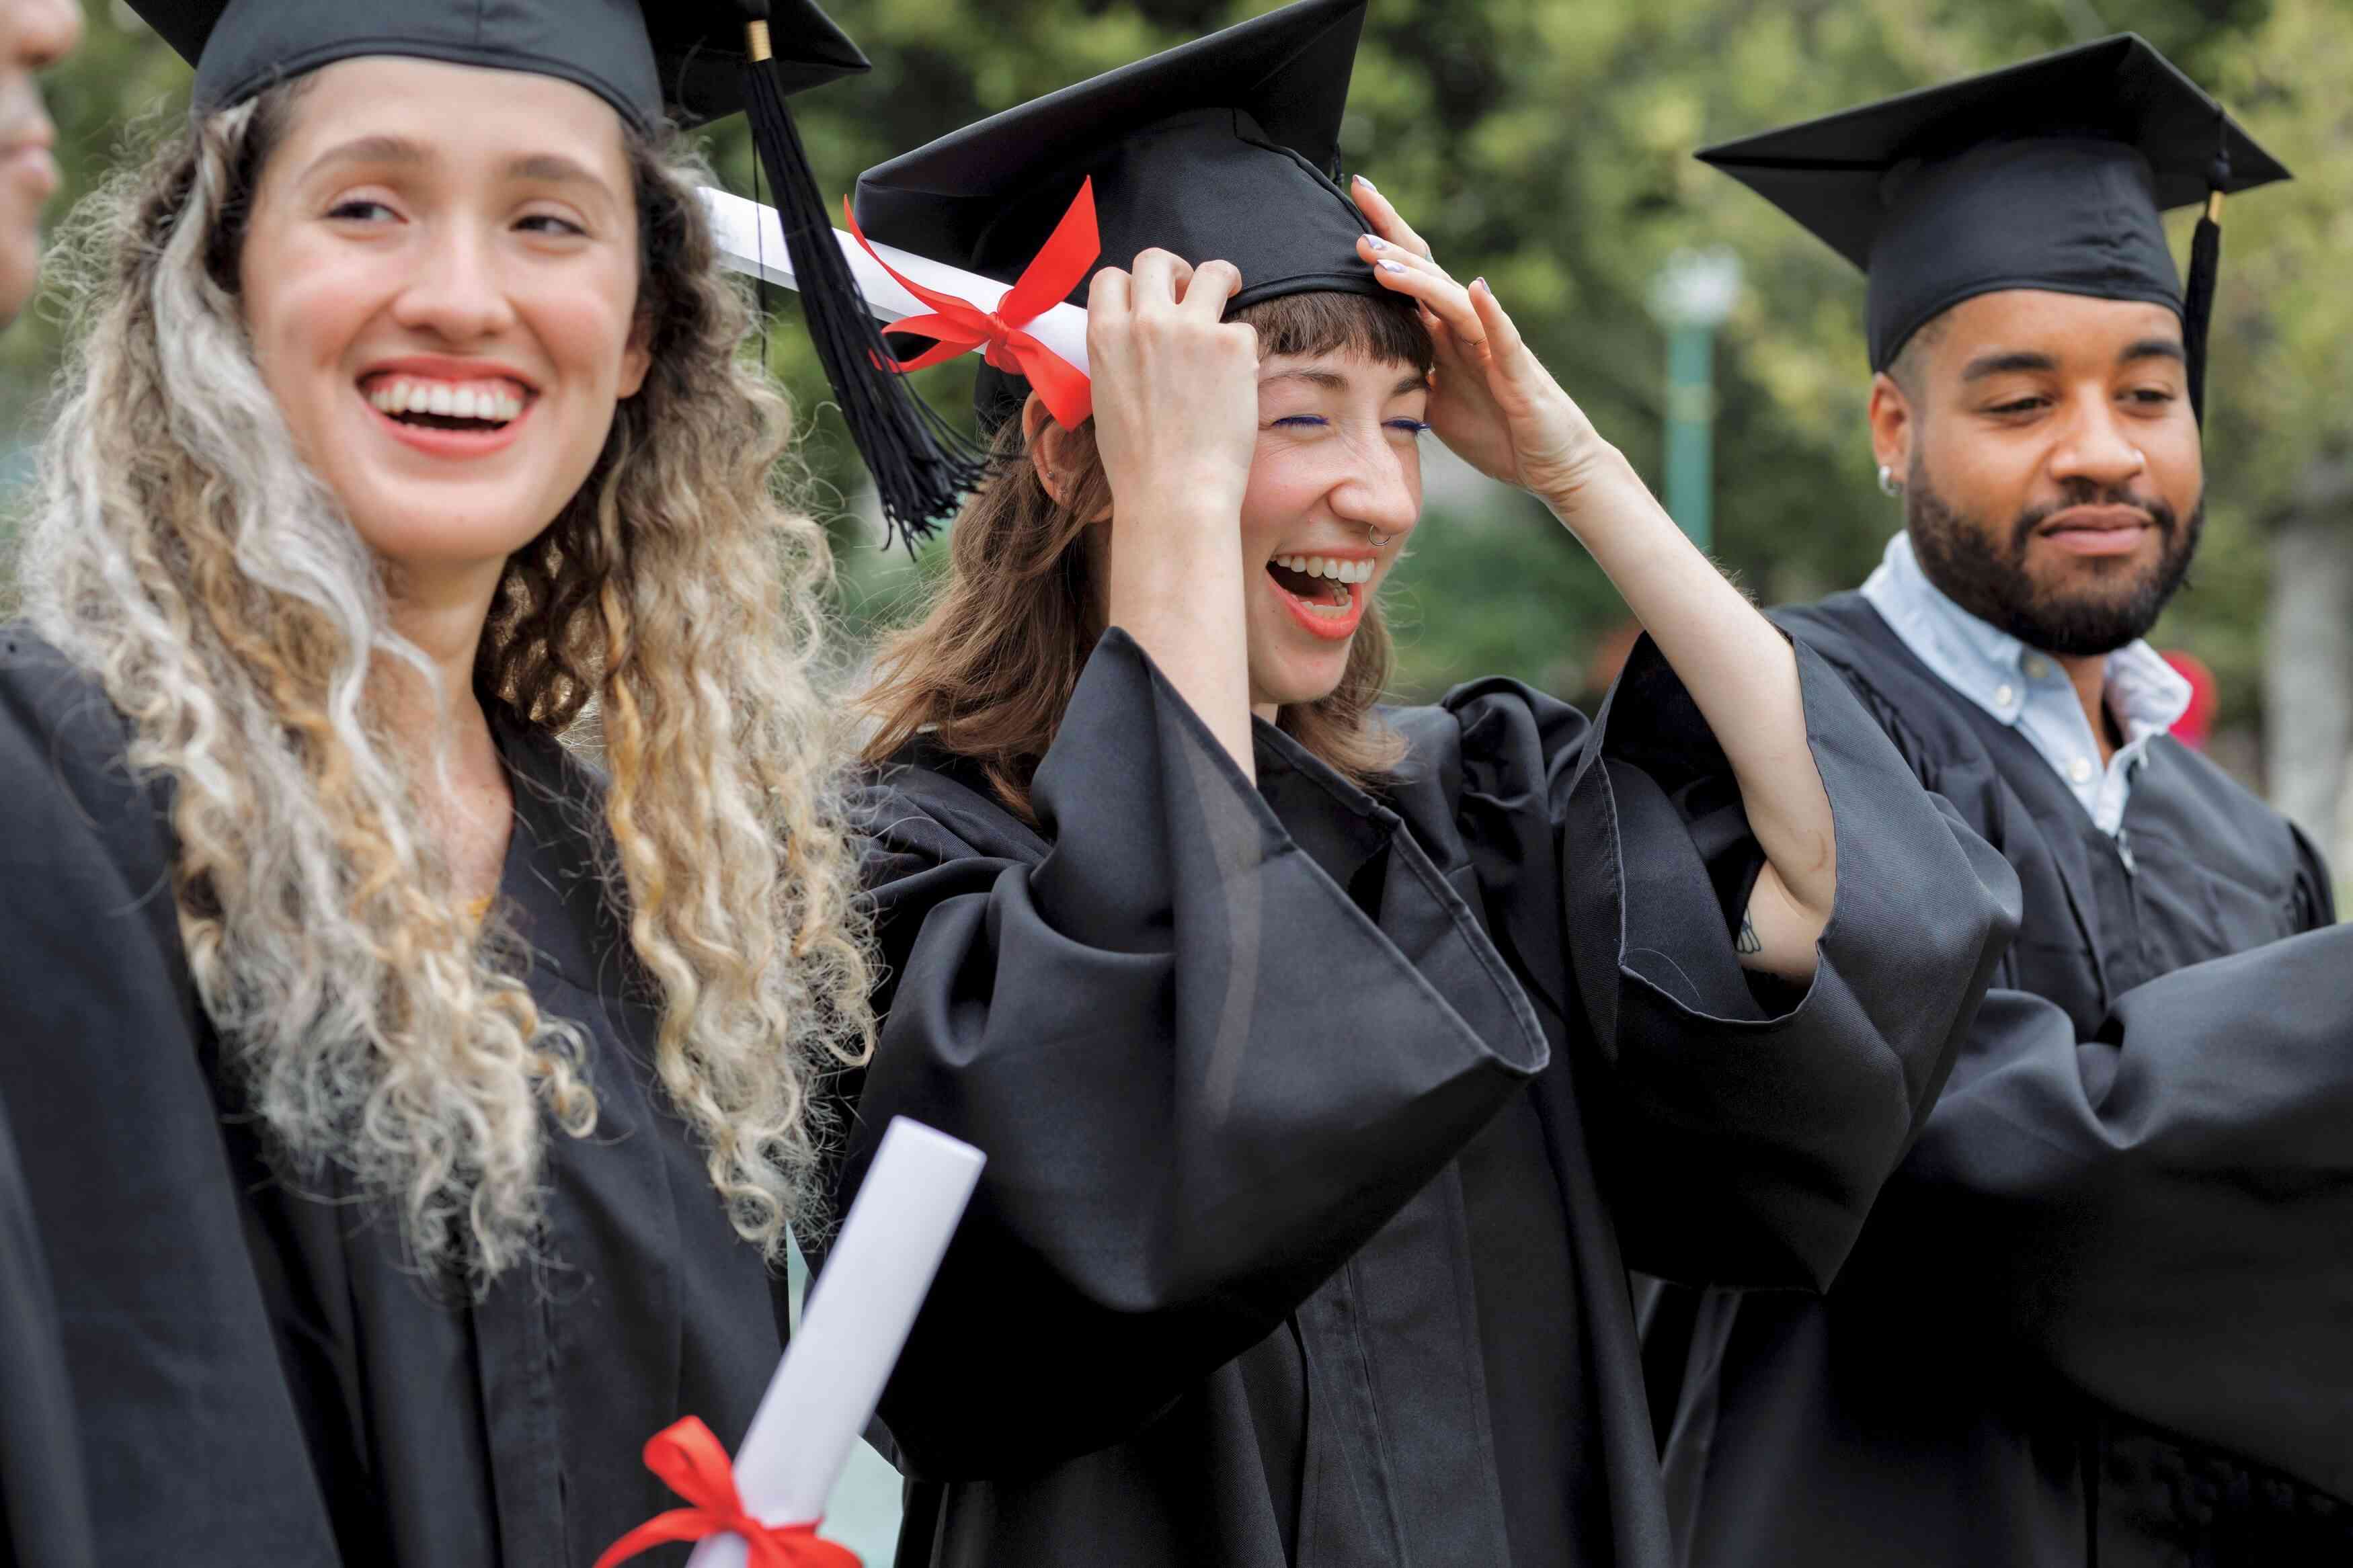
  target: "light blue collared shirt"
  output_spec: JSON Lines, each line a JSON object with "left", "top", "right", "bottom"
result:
{"left": 1860, "top": 532, "right": 2190, "bottom": 837}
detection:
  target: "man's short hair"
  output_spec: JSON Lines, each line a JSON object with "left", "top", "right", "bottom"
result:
{"left": 1886, "top": 310, "right": 1950, "bottom": 403}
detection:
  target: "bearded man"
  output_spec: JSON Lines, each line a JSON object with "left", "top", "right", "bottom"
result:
{"left": 1646, "top": 36, "right": 2353, "bottom": 1568}
{"left": 1, "top": 2, "right": 89, "bottom": 1565}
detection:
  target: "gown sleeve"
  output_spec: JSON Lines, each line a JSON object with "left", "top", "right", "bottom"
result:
{"left": 842, "top": 628, "right": 1549, "bottom": 1480}
{"left": 1449, "top": 634, "right": 2020, "bottom": 1292}
{"left": 0, "top": 636, "right": 341, "bottom": 1561}
{"left": 1876, "top": 923, "right": 2353, "bottom": 1502}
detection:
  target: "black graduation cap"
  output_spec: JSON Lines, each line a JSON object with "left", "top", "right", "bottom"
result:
{"left": 852, "top": 0, "right": 1380, "bottom": 434}
{"left": 129, "top": 0, "right": 980, "bottom": 542}
{"left": 1699, "top": 34, "right": 2289, "bottom": 421}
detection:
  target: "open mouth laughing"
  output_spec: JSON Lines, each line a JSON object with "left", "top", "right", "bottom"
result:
{"left": 1265, "top": 549, "right": 1376, "bottom": 640}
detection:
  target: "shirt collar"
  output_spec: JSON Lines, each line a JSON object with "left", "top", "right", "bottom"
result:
{"left": 2104, "top": 637, "right": 2194, "bottom": 747}
{"left": 1859, "top": 530, "right": 2192, "bottom": 737}
{"left": 1861, "top": 531, "right": 2034, "bottom": 725}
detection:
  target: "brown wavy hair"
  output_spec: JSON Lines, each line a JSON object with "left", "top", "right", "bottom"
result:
{"left": 19, "top": 85, "right": 873, "bottom": 1282}
{"left": 860, "top": 288, "right": 1433, "bottom": 818}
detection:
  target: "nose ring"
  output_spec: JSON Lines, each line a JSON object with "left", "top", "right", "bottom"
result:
{"left": 1368, "top": 524, "right": 1390, "bottom": 548}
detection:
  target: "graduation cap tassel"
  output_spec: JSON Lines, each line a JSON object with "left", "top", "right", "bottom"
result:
{"left": 740, "top": 13, "right": 985, "bottom": 544}
{"left": 2182, "top": 137, "right": 2231, "bottom": 426}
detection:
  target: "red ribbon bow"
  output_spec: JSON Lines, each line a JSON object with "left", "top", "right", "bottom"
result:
{"left": 845, "top": 177, "right": 1101, "bottom": 430}
{"left": 592, "top": 1416, "right": 859, "bottom": 1568}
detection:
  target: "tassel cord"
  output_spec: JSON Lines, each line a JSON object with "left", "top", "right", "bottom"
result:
{"left": 2181, "top": 132, "right": 2231, "bottom": 427}
{"left": 740, "top": 50, "right": 987, "bottom": 546}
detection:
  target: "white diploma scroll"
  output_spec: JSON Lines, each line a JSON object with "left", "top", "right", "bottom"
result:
{"left": 698, "top": 185, "right": 1092, "bottom": 377}
{"left": 684, "top": 1117, "right": 986, "bottom": 1568}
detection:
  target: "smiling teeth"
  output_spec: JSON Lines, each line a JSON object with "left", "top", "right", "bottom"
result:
{"left": 366, "top": 378, "right": 526, "bottom": 423}
{"left": 1276, "top": 554, "right": 1374, "bottom": 583}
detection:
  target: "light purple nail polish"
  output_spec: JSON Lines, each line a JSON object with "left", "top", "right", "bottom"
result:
{"left": 1356, "top": 174, "right": 1379, "bottom": 194}
{"left": 1379, "top": 259, "right": 1408, "bottom": 274}
{"left": 1365, "top": 235, "right": 1386, "bottom": 251}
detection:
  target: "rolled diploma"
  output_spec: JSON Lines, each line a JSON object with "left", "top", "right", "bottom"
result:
{"left": 684, "top": 1117, "right": 986, "bottom": 1568}
{"left": 699, "top": 185, "right": 1091, "bottom": 377}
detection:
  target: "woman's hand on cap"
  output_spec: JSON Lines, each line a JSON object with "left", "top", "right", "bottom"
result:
{"left": 1086, "top": 249, "right": 1259, "bottom": 537}
{"left": 1350, "top": 177, "right": 1614, "bottom": 513}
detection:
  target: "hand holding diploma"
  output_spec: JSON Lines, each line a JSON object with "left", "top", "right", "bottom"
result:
{"left": 595, "top": 1118, "right": 986, "bottom": 1568}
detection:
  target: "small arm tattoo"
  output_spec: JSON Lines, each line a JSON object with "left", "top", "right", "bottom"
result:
{"left": 1735, "top": 910, "right": 1762, "bottom": 955}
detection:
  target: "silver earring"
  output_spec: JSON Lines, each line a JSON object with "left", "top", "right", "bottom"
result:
{"left": 1878, "top": 464, "right": 1903, "bottom": 498}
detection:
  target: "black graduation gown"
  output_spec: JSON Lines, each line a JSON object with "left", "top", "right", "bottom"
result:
{"left": 0, "top": 1094, "right": 93, "bottom": 1568}
{"left": 1648, "top": 591, "right": 2353, "bottom": 1567}
{"left": 834, "top": 626, "right": 2018, "bottom": 1568}
{"left": 0, "top": 627, "right": 787, "bottom": 1566}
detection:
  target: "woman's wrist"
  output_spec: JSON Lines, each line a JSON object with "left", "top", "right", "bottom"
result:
{"left": 1107, "top": 493, "right": 1248, "bottom": 569}
{"left": 1535, "top": 443, "right": 1663, "bottom": 538}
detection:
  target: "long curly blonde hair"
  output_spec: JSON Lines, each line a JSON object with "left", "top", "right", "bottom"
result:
{"left": 15, "top": 87, "right": 873, "bottom": 1282}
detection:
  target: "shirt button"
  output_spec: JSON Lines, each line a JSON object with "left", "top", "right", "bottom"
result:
{"left": 1994, "top": 684, "right": 2017, "bottom": 708}
{"left": 2070, "top": 756, "right": 2094, "bottom": 784}
{"left": 2023, "top": 655, "right": 2050, "bottom": 679}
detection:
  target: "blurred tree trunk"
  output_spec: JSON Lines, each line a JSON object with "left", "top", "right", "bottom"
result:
{"left": 2263, "top": 458, "right": 2353, "bottom": 876}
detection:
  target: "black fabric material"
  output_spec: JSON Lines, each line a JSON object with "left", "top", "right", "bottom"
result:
{"left": 0, "top": 1099, "right": 93, "bottom": 1568}
{"left": 1456, "top": 1089, "right": 1581, "bottom": 1568}
{"left": 0, "top": 628, "right": 789, "bottom": 1566}
{"left": 1698, "top": 33, "right": 2288, "bottom": 370}
{"left": 134, "top": 0, "right": 867, "bottom": 130}
{"left": 832, "top": 626, "right": 2016, "bottom": 1568}
{"left": 1649, "top": 592, "right": 2352, "bottom": 1568}
{"left": 852, "top": 0, "right": 1380, "bottom": 433}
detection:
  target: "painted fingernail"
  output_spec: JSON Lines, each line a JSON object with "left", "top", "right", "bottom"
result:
{"left": 1364, "top": 235, "right": 1387, "bottom": 251}
{"left": 1355, "top": 174, "right": 1379, "bottom": 194}
{"left": 1473, "top": 276, "right": 1491, "bottom": 296}
{"left": 1379, "top": 259, "right": 1409, "bottom": 274}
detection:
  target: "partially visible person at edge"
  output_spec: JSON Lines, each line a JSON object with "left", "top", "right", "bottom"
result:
{"left": 0, "top": 1, "right": 884, "bottom": 1560}
{"left": 825, "top": 3, "right": 2017, "bottom": 1564}
{"left": 1648, "top": 36, "right": 2353, "bottom": 1568}
{"left": 0, "top": 3, "right": 90, "bottom": 1564}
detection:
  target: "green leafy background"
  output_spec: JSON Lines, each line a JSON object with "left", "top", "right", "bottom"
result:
{"left": 5, "top": 4, "right": 2346, "bottom": 1552}
{"left": 8, "top": 0, "right": 2349, "bottom": 749}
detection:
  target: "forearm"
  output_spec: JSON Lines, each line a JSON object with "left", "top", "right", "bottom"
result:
{"left": 1546, "top": 451, "right": 1835, "bottom": 971}
{"left": 1103, "top": 503, "right": 1257, "bottom": 780}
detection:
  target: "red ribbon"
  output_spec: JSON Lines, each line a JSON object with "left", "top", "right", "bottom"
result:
{"left": 844, "top": 177, "right": 1100, "bottom": 430}
{"left": 592, "top": 1416, "right": 859, "bottom": 1568}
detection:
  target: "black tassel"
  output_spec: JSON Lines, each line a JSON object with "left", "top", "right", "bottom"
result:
{"left": 740, "top": 17, "right": 984, "bottom": 546}
{"left": 2182, "top": 139, "right": 2231, "bottom": 426}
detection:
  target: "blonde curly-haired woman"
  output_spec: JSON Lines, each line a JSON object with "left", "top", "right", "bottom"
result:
{"left": 0, "top": 3, "right": 878, "bottom": 1561}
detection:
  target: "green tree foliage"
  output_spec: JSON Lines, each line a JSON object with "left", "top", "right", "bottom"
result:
{"left": 13, "top": 0, "right": 2349, "bottom": 728}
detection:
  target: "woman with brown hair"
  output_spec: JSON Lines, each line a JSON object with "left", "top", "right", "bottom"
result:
{"left": 0, "top": 2, "right": 883, "bottom": 1561}
{"left": 827, "top": 5, "right": 2020, "bottom": 1567}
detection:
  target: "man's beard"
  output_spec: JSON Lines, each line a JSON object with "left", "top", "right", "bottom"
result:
{"left": 1905, "top": 460, "right": 2203, "bottom": 658}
